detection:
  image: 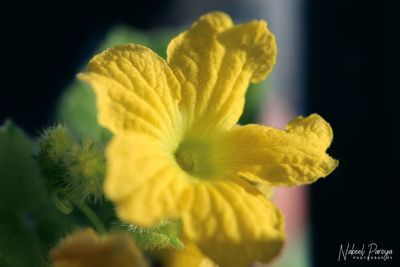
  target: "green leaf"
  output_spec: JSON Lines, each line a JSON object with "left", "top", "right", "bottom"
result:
{"left": 0, "top": 121, "right": 74, "bottom": 267}
{"left": 238, "top": 82, "right": 269, "bottom": 125}
{"left": 97, "top": 25, "right": 177, "bottom": 57}
{"left": 98, "top": 25, "right": 151, "bottom": 51}
{"left": 0, "top": 121, "right": 47, "bottom": 266}
{"left": 56, "top": 81, "right": 111, "bottom": 141}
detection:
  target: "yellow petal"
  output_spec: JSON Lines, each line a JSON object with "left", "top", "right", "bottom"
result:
{"left": 255, "top": 182, "right": 275, "bottom": 199}
{"left": 79, "top": 44, "right": 182, "bottom": 142}
{"left": 50, "top": 228, "right": 148, "bottom": 267}
{"left": 182, "top": 177, "right": 284, "bottom": 267}
{"left": 104, "top": 133, "right": 193, "bottom": 226}
{"left": 286, "top": 113, "right": 333, "bottom": 151}
{"left": 167, "top": 12, "right": 276, "bottom": 131}
{"left": 161, "top": 240, "right": 217, "bottom": 267}
{"left": 218, "top": 114, "right": 338, "bottom": 186}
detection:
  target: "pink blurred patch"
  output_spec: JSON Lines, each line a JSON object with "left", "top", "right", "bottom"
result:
{"left": 273, "top": 187, "right": 308, "bottom": 237}
{"left": 262, "top": 90, "right": 308, "bottom": 238}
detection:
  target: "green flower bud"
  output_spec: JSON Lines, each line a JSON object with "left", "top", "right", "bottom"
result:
{"left": 38, "top": 125, "right": 105, "bottom": 206}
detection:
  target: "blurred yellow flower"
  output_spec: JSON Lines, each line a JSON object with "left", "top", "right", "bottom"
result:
{"left": 161, "top": 239, "right": 217, "bottom": 267}
{"left": 80, "top": 11, "right": 337, "bottom": 267}
{"left": 50, "top": 228, "right": 148, "bottom": 267}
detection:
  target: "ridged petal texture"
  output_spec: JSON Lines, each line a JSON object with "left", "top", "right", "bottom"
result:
{"left": 80, "top": 11, "right": 337, "bottom": 267}
{"left": 217, "top": 114, "right": 338, "bottom": 186}
{"left": 104, "top": 133, "right": 193, "bottom": 226}
{"left": 181, "top": 177, "right": 284, "bottom": 267}
{"left": 79, "top": 44, "right": 182, "bottom": 146}
{"left": 167, "top": 12, "right": 276, "bottom": 132}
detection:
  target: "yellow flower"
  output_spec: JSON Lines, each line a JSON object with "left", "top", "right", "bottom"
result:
{"left": 79, "top": 11, "right": 337, "bottom": 267}
{"left": 50, "top": 228, "right": 148, "bottom": 267}
{"left": 161, "top": 240, "right": 217, "bottom": 267}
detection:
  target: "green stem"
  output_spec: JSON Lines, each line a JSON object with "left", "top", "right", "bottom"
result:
{"left": 71, "top": 199, "right": 107, "bottom": 234}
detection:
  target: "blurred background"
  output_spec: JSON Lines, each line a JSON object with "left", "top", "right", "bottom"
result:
{"left": 0, "top": 0, "right": 398, "bottom": 266}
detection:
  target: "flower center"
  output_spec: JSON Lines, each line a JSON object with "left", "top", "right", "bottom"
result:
{"left": 174, "top": 137, "right": 217, "bottom": 178}
{"left": 175, "top": 150, "right": 195, "bottom": 173}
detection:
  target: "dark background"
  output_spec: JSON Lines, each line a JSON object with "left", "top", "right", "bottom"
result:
{"left": 0, "top": 1, "right": 398, "bottom": 267}
{"left": 308, "top": 1, "right": 399, "bottom": 267}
